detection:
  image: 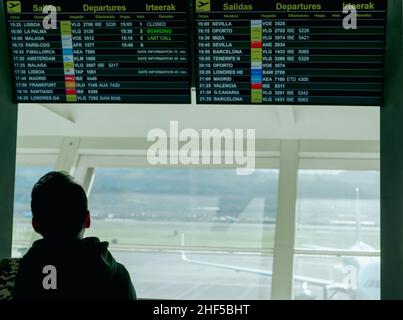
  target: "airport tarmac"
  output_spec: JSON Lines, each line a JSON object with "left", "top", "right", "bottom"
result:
{"left": 112, "top": 250, "right": 353, "bottom": 300}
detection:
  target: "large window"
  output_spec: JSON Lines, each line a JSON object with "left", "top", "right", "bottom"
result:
{"left": 86, "top": 168, "right": 279, "bottom": 299}
{"left": 10, "top": 160, "right": 380, "bottom": 300}
{"left": 293, "top": 170, "right": 380, "bottom": 300}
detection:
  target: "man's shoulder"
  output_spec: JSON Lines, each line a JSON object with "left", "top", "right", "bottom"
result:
{"left": 111, "top": 262, "right": 136, "bottom": 300}
{"left": 113, "top": 262, "right": 133, "bottom": 284}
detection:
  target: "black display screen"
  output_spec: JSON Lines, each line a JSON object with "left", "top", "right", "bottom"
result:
{"left": 194, "top": 0, "right": 387, "bottom": 105}
{"left": 4, "top": 0, "right": 191, "bottom": 103}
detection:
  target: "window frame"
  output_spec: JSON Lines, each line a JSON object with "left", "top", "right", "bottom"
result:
{"left": 12, "top": 139, "right": 381, "bottom": 300}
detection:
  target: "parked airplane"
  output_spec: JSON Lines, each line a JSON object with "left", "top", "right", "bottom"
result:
{"left": 181, "top": 188, "right": 380, "bottom": 300}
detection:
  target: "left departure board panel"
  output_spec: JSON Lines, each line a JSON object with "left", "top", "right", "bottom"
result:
{"left": 4, "top": 0, "right": 191, "bottom": 103}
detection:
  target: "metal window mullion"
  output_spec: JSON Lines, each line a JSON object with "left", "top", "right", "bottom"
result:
{"left": 54, "top": 137, "right": 81, "bottom": 174}
{"left": 270, "top": 140, "right": 300, "bottom": 300}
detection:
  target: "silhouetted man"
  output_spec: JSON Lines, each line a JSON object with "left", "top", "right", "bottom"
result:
{"left": 13, "top": 171, "right": 136, "bottom": 300}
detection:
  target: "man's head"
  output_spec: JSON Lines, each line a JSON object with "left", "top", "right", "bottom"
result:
{"left": 31, "top": 171, "right": 90, "bottom": 239}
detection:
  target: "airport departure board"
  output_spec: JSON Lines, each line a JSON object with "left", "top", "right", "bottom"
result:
{"left": 194, "top": 0, "right": 387, "bottom": 105}
{"left": 5, "top": 0, "right": 191, "bottom": 103}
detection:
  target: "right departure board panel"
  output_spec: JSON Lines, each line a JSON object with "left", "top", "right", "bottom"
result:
{"left": 194, "top": 0, "right": 387, "bottom": 105}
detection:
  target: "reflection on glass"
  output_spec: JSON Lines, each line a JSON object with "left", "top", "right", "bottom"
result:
{"left": 87, "top": 168, "right": 279, "bottom": 249}
{"left": 294, "top": 255, "right": 380, "bottom": 300}
{"left": 295, "top": 170, "right": 380, "bottom": 251}
{"left": 86, "top": 168, "right": 278, "bottom": 299}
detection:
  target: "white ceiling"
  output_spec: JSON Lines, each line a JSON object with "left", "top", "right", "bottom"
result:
{"left": 17, "top": 101, "right": 380, "bottom": 141}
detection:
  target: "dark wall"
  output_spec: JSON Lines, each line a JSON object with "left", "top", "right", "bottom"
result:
{"left": 381, "top": 0, "right": 403, "bottom": 300}
{"left": 0, "top": 1, "right": 18, "bottom": 259}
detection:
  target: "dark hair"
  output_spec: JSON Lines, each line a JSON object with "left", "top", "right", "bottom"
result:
{"left": 31, "top": 171, "right": 88, "bottom": 238}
